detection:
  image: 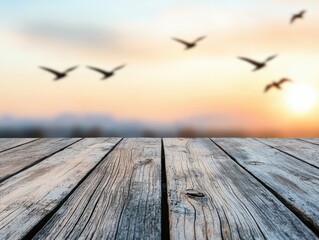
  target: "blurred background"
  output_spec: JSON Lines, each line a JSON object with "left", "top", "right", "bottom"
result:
{"left": 0, "top": 0, "right": 318, "bottom": 137}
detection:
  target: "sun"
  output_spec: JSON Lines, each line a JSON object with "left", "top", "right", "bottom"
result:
{"left": 284, "top": 83, "right": 318, "bottom": 114}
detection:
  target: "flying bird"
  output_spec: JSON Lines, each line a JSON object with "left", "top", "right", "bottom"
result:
{"left": 87, "top": 65, "right": 126, "bottom": 80}
{"left": 238, "top": 55, "right": 277, "bottom": 71}
{"left": 39, "top": 66, "right": 78, "bottom": 80}
{"left": 291, "top": 10, "right": 306, "bottom": 24}
{"left": 264, "top": 78, "right": 292, "bottom": 93}
{"left": 172, "top": 36, "right": 206, "bottom": 50}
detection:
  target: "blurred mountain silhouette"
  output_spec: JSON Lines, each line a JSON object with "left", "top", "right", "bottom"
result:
{"left": 0, "top": 114, "right": 316, "bottom": 138}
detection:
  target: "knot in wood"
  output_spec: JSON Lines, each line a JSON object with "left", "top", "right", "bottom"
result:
{"left": 138, "top": 158, "right": 153, "bottom": 165}
{"left": 185, "top": 189, "right": 205, "bottom": 198}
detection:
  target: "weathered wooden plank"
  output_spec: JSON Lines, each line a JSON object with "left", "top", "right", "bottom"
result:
{"left": 257, "top": 138, "right": 319, "bottom": 168}
{"left": 300, "top": 138, "right": 319, "bottom": 145}
{"left": 0, "top": 138, "right": 121, "bottom": 240}
{"left": 164, "top": 138, "right": 317, "bottom": 240}
{"left": 33, "top": 138, "right": 161, "bottom": 240}
{"left": 0, "top": 138, "right": 37, "bottom": 152}
{"left": 213, "top": 138, "right": 319, "bottom": 234}
{"left": 0, "top": 138, "right": 81, "bottom": 183}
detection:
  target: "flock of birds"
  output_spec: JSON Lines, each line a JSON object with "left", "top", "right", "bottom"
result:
{"left": 39, "top": 10, "right": 306, "bottom": 93}
{"left": 39, "top": 65, "right": 126, "bottom": 81}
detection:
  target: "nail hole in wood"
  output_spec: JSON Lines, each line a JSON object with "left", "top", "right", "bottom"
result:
{"left": 247, "top": 161, "right": 265, "bottom": 165}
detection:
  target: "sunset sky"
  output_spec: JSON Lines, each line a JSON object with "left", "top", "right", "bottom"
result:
{"left": 1, "top": 0, "right": 319, "bottom": 136}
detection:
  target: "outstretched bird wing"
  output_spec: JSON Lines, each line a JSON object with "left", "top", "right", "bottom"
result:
{"left": 112, "top": 64, "right": 126, "bottom": 72}
{"left": 279, "top": 78, "right": 292, "bottom": 84}
{"left": 87, "top": 66, "right": 109, "bottom": 74}
{"left": 264, "top": 84, "right": 274, "bottom": 93}
{"left": 238, "top": 57, "right": 261, "bottom": 67}
{"left": 172, "top": 37, "right": 191, "bottom": 46}
{"left": 64, "top": 66, "right": 78, "bottom": 73}
{"left": 291, "top": 15, "right": 298, "bottom": 24}
{"left": 39, "top": 66, "right": 62, "bottom": 76}
{"left": 291, "top": 10, "right": 306, "bottom": 24}
{"left": 194, "top": 36, "right": 206, "bottom": 43}
{"left": 265, "top": 55, "right": 277, "bottom": 62}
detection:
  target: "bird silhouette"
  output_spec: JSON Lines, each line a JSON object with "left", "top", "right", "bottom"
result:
{"left": 264, "top": 78, "right": 292, "bottom": 93}
{"left": 172, "top": 36, "right": 206, "bottom": 50}
{"left": 39, "top": 66, "right": 78, "bottom": 80}
{"left": 87, "top": 65, "right": 126, "bottom": 80}
{"left": 291, "top": 10, "right": 306, "bottom": 24}
{"left": 238, "top": 55, "right": 277, "bottom": 71}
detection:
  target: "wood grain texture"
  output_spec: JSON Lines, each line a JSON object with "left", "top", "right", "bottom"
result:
{"left": 0, "top": 138, "right": 37, "bottom": 152}
{"left": 0, "top": 138, "right": 80, "bottom": 183}
{"left": 34, "top": 138, "right": 162, "bottom": 240}
{"left": 212, "top": 138, "right": 319, "bottom": 234}
{"left": 300, "top": 138, "right": 319, "bottom": 145}
{"left": 257, "top": 138, "right": 319, "bottom": 168}
{"left": 0, "top": 138, "right": 121, "bottom": 240}
{"left": 164, "top": 138, "right": 317, "bottom": 240}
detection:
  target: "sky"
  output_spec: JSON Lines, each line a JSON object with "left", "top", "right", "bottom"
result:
{"left": 0, "top": 0, "right": 319, "bottom": 136}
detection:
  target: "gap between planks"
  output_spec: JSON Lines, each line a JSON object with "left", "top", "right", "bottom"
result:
{"left": 255, "top": 138, "right": 319, "bottom": 170}
{"left": 23, "top": 138, "right": 123, "bottom": 240}
{"left": 29, "top": 138, "right": 170, "bottom": 240}
{"left": 164, "top": 138, "right": 317, "bottom": 240}
{"left": 0, "top": 138, "right": 39, "bottom": 154}
{"left": 32, "top": 138, "right": 162, "bottom": 240}
{"left": 0, "top": 138, "right": 122, "bottom": 240}
{"left": 0, "top": 138, "right": 83, "bottom": 184}
{"left": 298, "top": 138, "right": 319, "bottom": 146}
{"left": 212, "top": 138, "right": 319, "bottom": 237}
{"left": 161, "top": 139, "right": 170, "bottom": 240}
{"left": 0, "top": 138, "right": 318, "bottom": 239}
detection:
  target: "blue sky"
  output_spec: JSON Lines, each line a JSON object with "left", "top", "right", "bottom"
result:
{"left": 1, "top": 0, "right": 312, "bottom": 37}
{"left": 1, "top": 0, "right": 212, "bottom": 23}
{"left": 0, "top": 0, "right": 285, "bottom": 26}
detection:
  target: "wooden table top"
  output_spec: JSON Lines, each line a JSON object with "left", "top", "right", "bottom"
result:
{"left": 0, "top": 138, "right": 318, "bottom": 239}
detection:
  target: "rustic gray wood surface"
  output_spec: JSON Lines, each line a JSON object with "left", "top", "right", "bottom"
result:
{"left": 0, "top": 138, "right": 121, "bottom": 239}
{"left": 212, "top": 138, "right": 319, "bottom": 235}
{"left": 300, "top": 138, "right": 319, "bottom": 145}
{"left": 34, "top": 138, "right": 162, "bottom": 240}
{"left": 164, "top": 138, "right": 317, "bottom": 240}
{"left": 257, "top": 138, "right": 319, "bottom": 168}
{"left": 0, "top": 138, "right": 37, "bottom": 152}
{"left": 0, "top": 138, "right": 80, "bottom": 183}
{"left": 0, "top": 138, "right": 318, "bottom": 240}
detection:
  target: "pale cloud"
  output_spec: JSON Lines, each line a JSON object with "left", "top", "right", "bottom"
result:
{"left": 10, "top": 2, "right": 319, "bottom": 60}
{"left": 21, "top": 23, "right": 117, "bottom": 47}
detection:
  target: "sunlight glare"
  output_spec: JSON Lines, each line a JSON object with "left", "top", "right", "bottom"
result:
{"left": 284, "top": 83, "right": 318, "bottom": 114}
